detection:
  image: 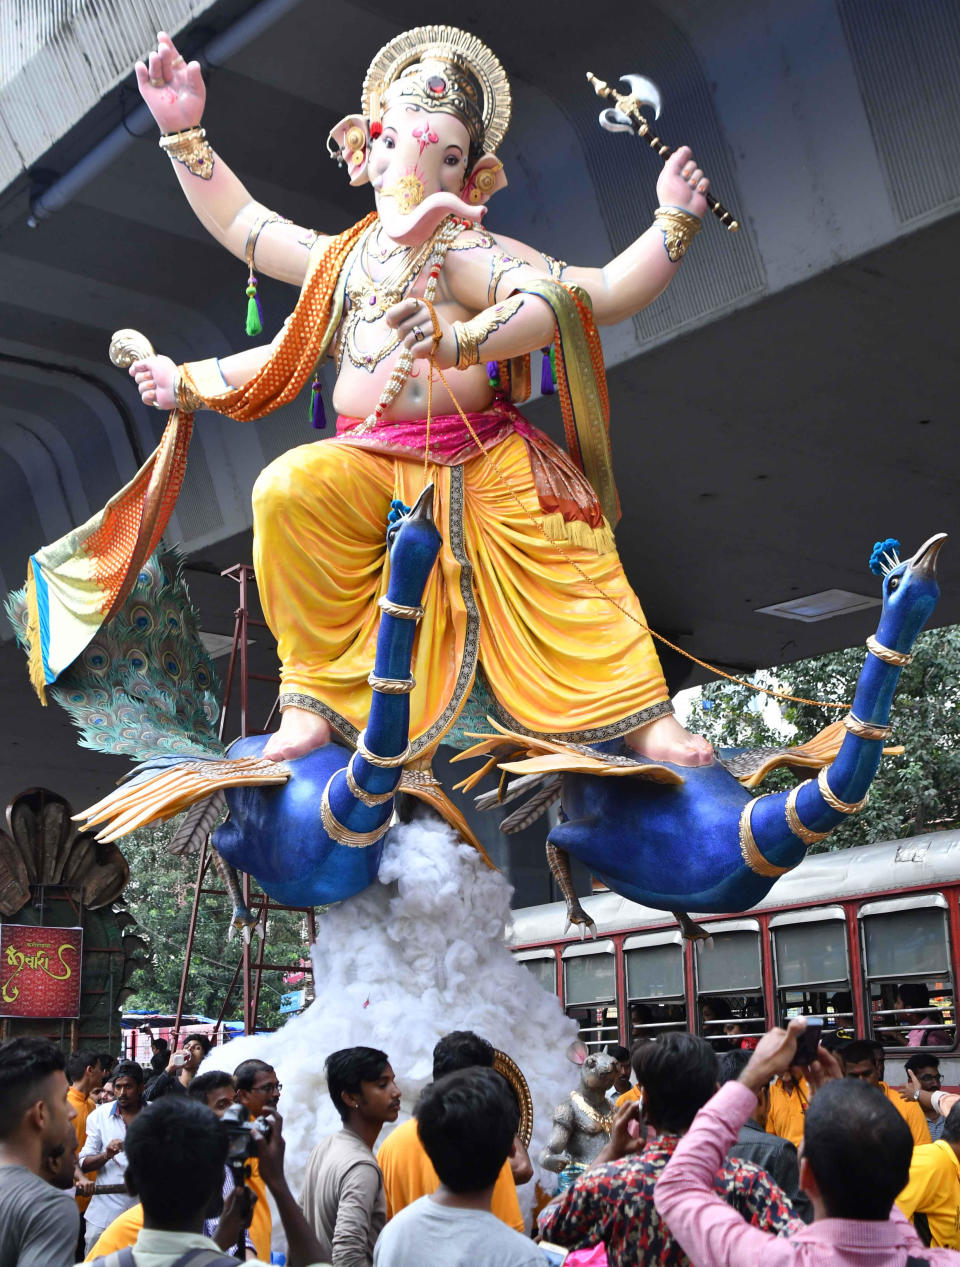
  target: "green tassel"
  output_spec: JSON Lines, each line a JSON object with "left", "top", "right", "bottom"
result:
{"left": 549, "top": 343, "right": 557, "bottom": 383}
{"left": 245, "top": 279, "right": 263, "bottom": 338}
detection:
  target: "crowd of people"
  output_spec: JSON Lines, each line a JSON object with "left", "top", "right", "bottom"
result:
{"left": 1, "top": 1010, "right": 959, "bottom": 1266}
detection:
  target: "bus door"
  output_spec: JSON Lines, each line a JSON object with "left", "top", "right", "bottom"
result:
{"left": 694, "top": 920, "right": 766, "bottom": 1050}
{"left": 561, "top": 939, "right": 618, "bottom": 1052}
{"left": 769, "top": 906, "right": 853, "bottom": 1037}
{"left": 859, "top": 895, "right": 956, "bottom": 1053}
{"left": 623, "top": 930, "right": 687, "bottom": 1045}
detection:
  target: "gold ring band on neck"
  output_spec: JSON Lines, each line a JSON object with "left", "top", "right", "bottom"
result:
{"left": 785, "top": 782, "right": 832, "bottom": 845}
{"left": 355, "top": 730, "right": 412, "bottom": 768}
{"left": 844, "top": 713, "right": 892, "bottom": 741}
{"left": 367, "top": 671, "right": 416, "bottom": 694}
{"left": 738, "top": 799, "right": 792, "bottom": 878}
{"left": 378, "top": 596, "right": 424, "bottom": 621}
{"left": 320, "top": 781, "right": 392, "bottom": 848}
{"left": 817, "top": 767, "right": 869, "bottom": 815}
{"left": 345, "top": 757, "right": 399, "bottom": 806}
{"left": 865, "top": 635, "right": 913, "bottom": 667}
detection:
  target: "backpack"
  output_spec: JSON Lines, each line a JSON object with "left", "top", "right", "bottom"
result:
{"left": 90, "top": 1248, "right": 241, "bottom": 1267}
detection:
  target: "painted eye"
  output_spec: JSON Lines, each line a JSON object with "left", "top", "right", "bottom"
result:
{"left": 888, "top": 576, "right": 900, "bottom": 591}
{"left": 382, "top": 136, "right": 395, "bottom": 149}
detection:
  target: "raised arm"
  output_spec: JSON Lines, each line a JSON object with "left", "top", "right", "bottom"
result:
{"left": 136, "top": 31, "right": 325, "bottom": 287}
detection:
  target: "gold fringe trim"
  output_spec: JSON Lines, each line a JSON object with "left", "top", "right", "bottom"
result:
{"left": 24, "top": 566, "right": 48, "bottom": 705}
{"left": 539, "top": 512, "right": 616, "bottom": 555}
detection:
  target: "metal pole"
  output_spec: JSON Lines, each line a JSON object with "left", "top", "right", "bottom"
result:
{"left": 174, "top": 840, "right": 210, "bottom": 1043}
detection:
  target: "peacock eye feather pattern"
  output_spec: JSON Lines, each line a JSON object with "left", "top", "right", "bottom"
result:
{"left": 5, "top": 549, "right": 223, "bottom": 763}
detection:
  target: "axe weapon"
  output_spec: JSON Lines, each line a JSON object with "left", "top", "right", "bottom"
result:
{"left": 586, "top": 72, "right": 739, "bottom": 232}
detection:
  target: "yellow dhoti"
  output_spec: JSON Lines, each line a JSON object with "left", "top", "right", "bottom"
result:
{"left": 252, "top": 428, "right": 671, "bottom": 757}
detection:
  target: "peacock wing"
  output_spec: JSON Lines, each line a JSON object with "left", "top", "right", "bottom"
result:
{"left": 719, "top": 718, "right": 904, "bottom": 788}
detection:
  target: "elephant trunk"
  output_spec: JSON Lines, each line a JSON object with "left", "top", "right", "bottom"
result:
{"left": 322, "top": 485, "right": 441, "bottom": 845}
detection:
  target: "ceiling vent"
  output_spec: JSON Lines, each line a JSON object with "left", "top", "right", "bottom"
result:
{"left": 755, "top": 589, "right": 880, "bottom": 623}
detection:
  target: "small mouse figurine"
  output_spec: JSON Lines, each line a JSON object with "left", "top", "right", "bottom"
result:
{"left": 539, "top": 1043, "right": 618, "bottom": 1189}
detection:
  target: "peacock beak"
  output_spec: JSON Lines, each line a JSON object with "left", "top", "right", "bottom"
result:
{"left": 907, "top": 532, "right": 947, "bottom": 580}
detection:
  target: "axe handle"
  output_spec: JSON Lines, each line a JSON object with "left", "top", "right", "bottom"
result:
{"left": 629, "top": 118, "right": 739, "bottom": 231}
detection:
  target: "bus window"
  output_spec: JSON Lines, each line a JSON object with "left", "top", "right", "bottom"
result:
{"left": 562, "top": 941, "right": 618, "bottom": 1052}
{"left": 770, "top": 909, "right": 853, "bottom": 1037}
{"left": 860, "top": 898, "right": 956, "bottom": 1050}
{"left": 514, "top": 952, "right": 557, "bottom": 995}
{"left": 624, "top": 933, "right": 687, "bottom": 1042}
{"left": 694, "top": 924, "right": 765, "bottom": 1050}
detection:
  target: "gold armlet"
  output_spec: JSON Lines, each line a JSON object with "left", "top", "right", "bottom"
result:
{"left": 785, "top": 782, "right": 832, "bottom": 845}
{"left": 175, "top": 368, "right": 204, "bottom": 413}
{"left": 452, "top": 295, "right": 524, "bottom": 370}
{"left": 160, "top": 126, "right": 215, "bottom": 180}
{"left": 844, "top": 713, "right": 892, "bottom": 741}
{"left": 866, "top": 635, "right": 912, "bottom": 667}
{"left": 320, "top": 782, "right": 392, "bottom": 848}
{"left": 354, "top": 729, "right": 412, "bottom": 768}
{"left": 817, "top": 767, "right": 869, "bottom": 815}
{"left": 653, "top": 205, "right": 702, "bottom": 262}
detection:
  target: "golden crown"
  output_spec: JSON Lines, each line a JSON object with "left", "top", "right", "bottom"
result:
{"left": 362, "top": 26, "right": 511, "bottom": 155}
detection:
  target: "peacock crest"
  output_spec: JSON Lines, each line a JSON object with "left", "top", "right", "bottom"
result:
{"left": 6, "top": 550, "right": 222, "bottom": 762}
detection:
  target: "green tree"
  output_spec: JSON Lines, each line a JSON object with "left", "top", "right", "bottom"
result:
{"left": 120, "top": 819, "right": 311, "bottom": 1028}
{"left": 697, "top": 625, "right": 960, "bottom": 850}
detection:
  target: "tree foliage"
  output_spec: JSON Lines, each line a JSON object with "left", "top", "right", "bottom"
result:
{"left": 697, "top": 625, "right": 960, "bottom": 850}
{"left": 120, "top": 819, "right": 310, "bottom": 1029}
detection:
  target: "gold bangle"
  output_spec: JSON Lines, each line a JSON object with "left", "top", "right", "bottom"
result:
{"left": 367, "top": 671, "right": 416, "bottom": 694}
{"left": 844, "top": 713, "right": 892, "bottom": 741}
{"left": 174, "top": 368, "right": 204, "bottom": 413}
{"left": 244, "top": 211, "right": 285, "bottom": 271}
{"left": 738, "top": 799, "right": 791, "bottom": 878}
{"left": 817, "top": 767, "right": 869, "bottom": 815}
{"left": 354, "top": 729, "right": 412, "bottom": 769}
{"left": 345, "top": 756, "right": 398, "bottom": 806}
{"left": 452, "top": 320, "right": 480, "bottom": 368}
{"left": 320, "top": 781, "right": 392, "bottom": 848}
{"left": 377, "top": 596, "right": 424, "bottom": 621}
{"left": 653, "top": 205, "right": 702, "bottom": 262}
{"left": 159, "top": 126, "right": 214, "bottom": 180}
{"left": 785, "top": 782, "right": 832, "bottom": 845}
{"left": 866, "top": 635, "right": 912, "bottom": 667}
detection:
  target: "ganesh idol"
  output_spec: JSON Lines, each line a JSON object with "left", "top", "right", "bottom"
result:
{"left": 129, "top": 25, "right": 715, "bottom": 771}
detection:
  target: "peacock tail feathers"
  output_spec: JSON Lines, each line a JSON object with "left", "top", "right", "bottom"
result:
{"left": 6, "top": 550, "right": 223, "bottom": 763}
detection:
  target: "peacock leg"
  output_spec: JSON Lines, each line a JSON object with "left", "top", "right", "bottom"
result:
{"left": 210, "top": 847, "right": 258, "bottom": 940}
{"left": 672, "top": 910, "right": 711, "bottom": 942}
{"left": 547, "top": 842, "right": 597, "bottom": 939}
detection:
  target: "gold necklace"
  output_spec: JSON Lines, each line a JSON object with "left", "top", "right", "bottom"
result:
{"left": 570, "top": 1090, "right": 614, "bottom": 1133}
{"left": 340, "top": 227, "right": 439, "bottom": 373}
{"left": 366, "top": 227, "right": 406, "bottom": 263}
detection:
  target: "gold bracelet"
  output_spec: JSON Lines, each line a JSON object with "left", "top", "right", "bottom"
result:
{"left": 653, "top": 205, "right": 702, "bottom": 262}
{"left": 320, "top": 782, "right": 392, "bottom": 848}
{"left": 174, "top": 368, "right": 204, "bottom": 413}
{"left": 451, "top": 320, "right": 480, "bottom": 368}
{"left": 159, "top": 126, "right": 215, "bottom": 180}
{"left": 452, "top": 295, "right": 524, "bottom": 370}
{"left": 345, "top": 756, "right": 399, "bottom": 806}
{"left": 865, "top": 634, "right": 912, "bottom": 667}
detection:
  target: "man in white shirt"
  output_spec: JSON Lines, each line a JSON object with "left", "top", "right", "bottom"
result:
{"left": 79, "top": 1060, "right": 144, "bottom": 1252}
{"left": 374, "top": 1067, "right": 544, "bottom": 1267}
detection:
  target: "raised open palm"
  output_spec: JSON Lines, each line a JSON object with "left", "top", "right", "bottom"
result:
{"left": 135, "top": 31, "right": 205, "bottom": 134}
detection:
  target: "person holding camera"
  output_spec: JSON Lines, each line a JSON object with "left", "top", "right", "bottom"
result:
{"left": 81, "top": 1096, "right": 330, "bottom": 1266}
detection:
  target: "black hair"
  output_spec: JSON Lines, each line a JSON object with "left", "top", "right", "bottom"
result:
{"left": 716, "top": 1048, "right": 752, "bottom": 1085}
{"left": 66, "top": 1049, "right": 100, "bottom": 1084}
{"left": 325, "top": 1047, "right": 390, "bottom": 1121}
{"left": 188, "top": 1070, "right": 235, "bottom": 1103}
{"left": 97, "top": 1052, "right": 116, "bottom": 1073}
{"left": 183, "top": 1033, "right": 211, "bottom": 1057}
{"left": 233, "top": 1059, "right": 274, "bottom": 1092}
{"left": 841, "top": 1040, "right": 882, "bottom": 1066}
{"left": 111, "top": 1060, "right": 145, "bottom": 1086}
{"left": 943, "top": 1103, "right": 960, "bottom": 1145}
{"left": 126, "top": 1097, "right": 227, "bottom": 1223}
{"left": 606, "top": 1044, "right": 631, "bottom": 1063}
{"left": 905, "top": 1053, "right": 940, "bottom": 1076}
{"left": 897, "top": 982, "right": 930, "bottom": 1011}
{"left": 151, "top": 1037, "right": 169, "bottom": 1051}
{"left": 630, "top": 1002, "right": 654, "bottom": 1024}
{"left": 0, "top": 1037, "right": 66, "bottom": 1138}
{"left": 634, "top": 1032, "right": 718, "bottom": 1134}
{"left": 415, "top": 1067, "right": 517, "bottom": 1192}
{"left": 804, "top": 1080, "right": 912, "bottom": 1219}
{"left": 701, "top": 996, "right": 733, "bottom": 1021}
{"left": 431, "top": 1031, "right": 494, "bottom": 1081}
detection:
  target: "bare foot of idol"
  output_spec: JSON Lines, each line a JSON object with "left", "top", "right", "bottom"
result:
{"left": 626, "top": 713, "right": 713, "bottom": 767}
{"left": 263, "top": 707, "right": 332, "bottom": 761}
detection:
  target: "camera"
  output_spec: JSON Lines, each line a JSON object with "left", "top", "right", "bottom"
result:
{"left": 220, "top": 1103, "right": 272, "bottom": 1180}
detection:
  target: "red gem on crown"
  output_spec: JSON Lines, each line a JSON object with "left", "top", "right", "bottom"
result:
{"left": 426, "top": 75, "right": 446, "bottom": 95}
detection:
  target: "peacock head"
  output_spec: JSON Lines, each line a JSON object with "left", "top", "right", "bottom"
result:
{"left": 873, "top": 532, "right": 946, "bottom": 654}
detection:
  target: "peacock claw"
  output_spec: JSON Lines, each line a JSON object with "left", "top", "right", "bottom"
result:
{"left": 673, "top": 910, "right": 712, "bottom": 942}
{"left": 564, "top": 905, "right": 598, "bottom": 941}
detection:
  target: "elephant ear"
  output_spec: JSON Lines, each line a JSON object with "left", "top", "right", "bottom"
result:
{"left": 328, "top": 114, "right": 371, "bottom": 186}
{"left": 464, "top": 154, "right": 507, "bottom": 208}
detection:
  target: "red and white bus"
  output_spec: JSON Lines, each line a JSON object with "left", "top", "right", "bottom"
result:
{"left": 506, "top": 831, "right": 960, "bottom": 1079}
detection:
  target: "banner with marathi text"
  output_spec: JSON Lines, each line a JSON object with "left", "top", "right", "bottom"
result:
{"left": 0, "top": 925, "right": 83, "bottom": 1018}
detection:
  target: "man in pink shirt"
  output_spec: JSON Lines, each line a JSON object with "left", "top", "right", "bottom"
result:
{"left": 653, "top": 1018, "right": 960, "bottom": 1265}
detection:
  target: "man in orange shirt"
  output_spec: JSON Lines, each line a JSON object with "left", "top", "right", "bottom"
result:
{"left": 765, "top": 1072, "right": 809, "bottom": 1150}
{"left": 841, "top": 1039, "right": 931, "bottom": 1148}
{"left": 377, "top": 1031, "right": 530, "bottom": 1234}
{"left": 65, "top": 1050, "right": 101, "bottom": 1227}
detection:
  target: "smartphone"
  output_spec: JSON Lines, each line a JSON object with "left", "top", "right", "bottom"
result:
{"left": 171, "top": 1051, "right": 188, "bottom": 1068}
{"left": 539, "top": 1245, "right": 569, "bottom": 1265}
{"left": 793, "top": 1017, "right": 823, "bottom": 1065}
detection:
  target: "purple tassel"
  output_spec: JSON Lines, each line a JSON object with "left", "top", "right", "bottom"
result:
{"left": 540, "top": 347, "right": 555, "bottom": 395}
{"left": 311, "top": 378, "right": 327, "bottom": 429}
